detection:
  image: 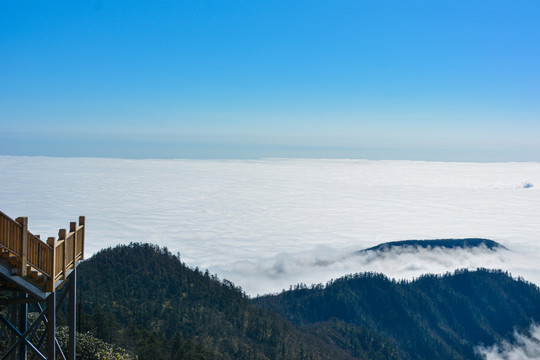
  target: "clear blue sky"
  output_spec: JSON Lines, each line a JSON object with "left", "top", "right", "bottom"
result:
{"left": 1, "top": 1, "right": 539, "bottom": 160}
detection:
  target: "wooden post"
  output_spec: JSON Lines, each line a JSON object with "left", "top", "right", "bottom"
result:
{"left": 59, "top": 229, "right": 66, "bottom": 281}
{"left": 16, "top": 217, "right": 28, "bottom": 276}
{"left": 47, "top": 237, "right": 56, "bottom": 292}
{"left": 70, "top": 222, "right": 76, "bottom": 269}
{"left": 79, "top": 216, "right": 85, "bottom": 261}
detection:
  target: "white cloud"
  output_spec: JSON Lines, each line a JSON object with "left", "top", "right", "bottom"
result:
{"left": 222, "top": 243, "right": 540, "bottom": 295}
{"left": 476, "top": 324, "right": 540, "bottom": 360}
{"left": 1, "top": 156, "right": 540, "bottom": 295}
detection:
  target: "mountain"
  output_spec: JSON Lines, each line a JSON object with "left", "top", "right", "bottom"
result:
{"left": 75, "top": 243, "right": 358, "bottom": 360}
{"left": 358, "top": 238, "right": 506, "bottom": 253}
{"left": 73, "top": 243, "right": 540, "bottom": 360}
{"left": 254, "top": 269, "right": 540, "bottom": 360}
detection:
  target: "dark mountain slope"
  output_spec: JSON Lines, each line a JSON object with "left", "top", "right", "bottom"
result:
{"left": 254, "top": 269, "right": 540, "bottom": 360}
{"left": 76, "top": 243, "right": 361, "bottom": 360}
{"left": 359, "top": 238, "right": 505, "bottom": 253}
{"left": 75, "top": 243, "right": 540, "bottom": 360}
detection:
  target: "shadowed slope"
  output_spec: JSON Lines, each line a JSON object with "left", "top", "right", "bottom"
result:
{"left": 359, "top": 238, "right": 506, "bottom": 253}
{"left": 76, "top": 243, "right": 360, "bottom": 360}
{"left": 255, "top": 269, "right": 540, "bottom": 360}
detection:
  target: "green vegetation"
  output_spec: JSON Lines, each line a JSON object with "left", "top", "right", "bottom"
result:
{"left": 0, "top": 312, "right": 134, "bottom": 360}
{"left": 255, "top": 269, "right": 540, "bottom": 360}
{"left": 2, "top": 242, "right": 539, "bottom": 359}
{"left": 60, "top": 243, "right": 540, "bottom": 360}
{"left": 359, "top": 238, "right": 505, "bottom": 253}
{"left": 77, "top": 243, "right": 355, "bottom": 360}
{"left": 56, "top": 327, "right": 136, "bottom": 360}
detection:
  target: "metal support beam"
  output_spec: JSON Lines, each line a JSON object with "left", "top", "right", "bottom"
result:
{"left": 0, "top": 266, "right": 48, "bottom": 301}
{"left": 18, "top": 293, "right": 27, "bottom": 360}
{"left": 10, "top": 301, "right": 18, "bottom": 359}
{"left": 46, "top": 293, "right": 55, "bottom": 360}
{"left": 0, "top": 306, "right": 47, "bottom": 360}
{"left": 0, "top": 298, "right": 41, "bottom": 306}
{"left": 68, "top": 270, "right": 76, "bottom": 360}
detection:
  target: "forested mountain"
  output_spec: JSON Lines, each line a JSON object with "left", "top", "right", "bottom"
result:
{"left": 358, "top": 238, "right": 505, "bottom": 253}
{"left": 76, "top": 243, "right": 359, "bottom": 360}
{"left": 74, "top": 243, "right": 540, "bottom": 360}
{"left": 255, "top": 269, "right": 540, "bottom": 360}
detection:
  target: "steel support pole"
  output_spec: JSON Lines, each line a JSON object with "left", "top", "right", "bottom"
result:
{"left": 46, "top": 293, "right": 55, "bottom": 360}
{"left": 18, "top": 293, "right": 27, "bottom": 360}
{"left": 9, "top": 300, "right": 17, "bottom": 360}
{"left": 68, "top": 269, "right": 76, "bottom": 360}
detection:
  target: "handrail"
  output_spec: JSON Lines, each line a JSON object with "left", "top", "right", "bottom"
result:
{"left": 27, "top": 231, "right": 53, "bottom": 276}
{"left": 0, "top": 211, "right": 85, "bottom": 292}
{"left": 0, "top": 210, "right": 23, "bottom": 256}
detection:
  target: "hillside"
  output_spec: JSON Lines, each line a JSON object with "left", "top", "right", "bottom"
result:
{"left": 358, "top": 238, "right": 506, "bottom": 253}
{"left": 255, "top": 269, "right": 540, "bottom": 360}
{"left": 74, "top": 243, "right": 540, "bottom": 360}
{"left": 76, "top": 243, "right": 362, "bottom": 360}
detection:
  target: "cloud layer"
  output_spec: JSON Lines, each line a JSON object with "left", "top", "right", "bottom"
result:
{"left": 476, "top": 323, "right": 540, "bottom": 360}
{"left": 1, "top": 156, "right": 539, "bottom": 295}
{"left": 224, "top": 243, "right": 540, "bottom": 295}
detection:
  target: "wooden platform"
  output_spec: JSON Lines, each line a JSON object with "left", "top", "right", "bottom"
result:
{"left": 0, "top": 211, "right": 84, "bottom": 299}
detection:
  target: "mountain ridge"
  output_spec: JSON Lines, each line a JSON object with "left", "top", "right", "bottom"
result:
{"left": 255, "top": 268, "right": 540, "bottom": 360}
{"left": 76, "top": 243, "right": 358, "bottom": 360}
{"left": 70, "top": 243, "right": 539, "bottom": 360}
{"left": 358, "top": 238, "right": 506, "bottom": 253}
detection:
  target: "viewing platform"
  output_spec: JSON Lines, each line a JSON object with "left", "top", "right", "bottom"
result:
{"left": 0, "top": 211, "right": 84, "bottom": 299}
{"left": 0, "top": 211, "right": 84, "bottom": 360}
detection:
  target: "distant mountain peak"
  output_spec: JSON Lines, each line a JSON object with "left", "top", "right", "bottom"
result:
{"left": 359, "top": 238, "right": 506, "bottom": 253}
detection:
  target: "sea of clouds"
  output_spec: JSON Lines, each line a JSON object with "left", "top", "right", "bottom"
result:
{"left": 1, "top": 156, "right": 539, "bottom": 296}
{"left": 476, "top": 323, "right": 540, "bottom": 360}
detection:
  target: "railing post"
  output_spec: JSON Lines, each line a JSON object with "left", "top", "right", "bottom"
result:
{"left": 79, "top": 216, "right": 85, "bottom": 260}
{"left": 16, "top": 217, "right": 28, "bottom": 276}
{"left": 47, "top": 237, "right": 56, "bottom": 292}
{"left": 70, "top": 221, "right": 77, "bottom": 269}
{"left": 59, "top": 228, "right": 66, "bottom": 281}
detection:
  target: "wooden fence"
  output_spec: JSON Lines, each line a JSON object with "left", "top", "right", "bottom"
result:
{"left": 0, "top": 210, "right": 84, "bottom": 292}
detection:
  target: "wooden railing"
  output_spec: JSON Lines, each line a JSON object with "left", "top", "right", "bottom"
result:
{"left": 0, "top": 210, "right": 85, "bottom": 292}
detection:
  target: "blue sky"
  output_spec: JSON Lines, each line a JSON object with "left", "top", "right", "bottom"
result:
{"left": 1, "top": 1, "right": 539, "bottom": 160}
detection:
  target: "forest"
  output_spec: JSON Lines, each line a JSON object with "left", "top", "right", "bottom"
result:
{"left": 3, "top": 242, "right": 540, "bottom": 360}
